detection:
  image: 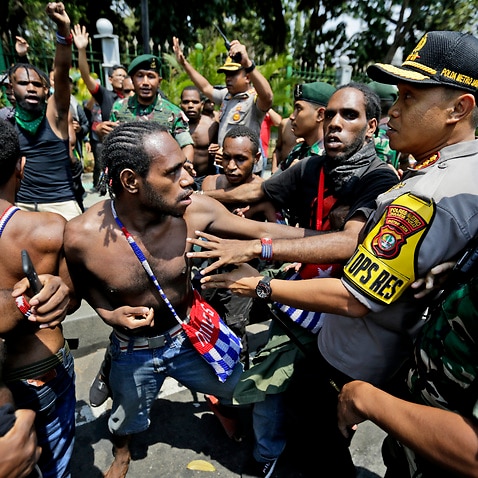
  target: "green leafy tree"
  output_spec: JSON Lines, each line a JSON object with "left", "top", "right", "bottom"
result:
{"left": 5, "top": 0, "right": 478, "bottom": 89}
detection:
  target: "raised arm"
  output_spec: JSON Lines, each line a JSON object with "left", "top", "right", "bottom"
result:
{"left": 228, "top": 39, "right": 273, "bottom": 112}
{"left": 267, "top": 108, "right": 283, "bottom": 127}
{"left": 72, "top": 24, "right": 99, "bottom": 92}
{"left": 173, "top": 37, "right": 215, "bottom": 99}
{"left": 46, "top": 2, "right": 72, "bottom": 139}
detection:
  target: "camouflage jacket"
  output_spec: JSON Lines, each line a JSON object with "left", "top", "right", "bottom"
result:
{"left": 110, "top": 94, "right": 193, "bottom": 148}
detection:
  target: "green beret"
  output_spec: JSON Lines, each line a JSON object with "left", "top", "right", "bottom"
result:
{"left": 368, "top": 81, "right": 398, "bottom": 101}
{"left": 128, "top": 54, "right": 162, "bottom": 76}
{"left": 294, "top": 81, "right": 336, "bottom": 106}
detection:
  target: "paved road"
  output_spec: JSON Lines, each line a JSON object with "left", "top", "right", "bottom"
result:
{"left": 63, "top": 174, "right": 387, "bottom": 477}
{"left": 68, "top": 316, "right": 386, "bottom": 478}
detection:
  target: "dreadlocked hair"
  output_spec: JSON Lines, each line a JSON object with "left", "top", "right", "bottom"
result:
{"left": 336, "top": 82, "right": 381, "bottom": 124}
{"left": 10, "top": 63, "right": 50, "bottom": 89}
{"left": 98, "top": 121, "right": 169, "bottom": 198}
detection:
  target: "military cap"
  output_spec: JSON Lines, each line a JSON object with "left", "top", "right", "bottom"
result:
{"left": 128, "top": 54, "right": 161, "bottom": 76}
{"left": 294, "top": 81, "right": 336, "bottom": 106}
{"left": 368, "top": 81, "right": 398, "bottom": 102}
{"left": 368, "top": 31, "right": 478, "bottom": 97}
{"left": 217, "top": 56, "right": 243, "bottom": 74}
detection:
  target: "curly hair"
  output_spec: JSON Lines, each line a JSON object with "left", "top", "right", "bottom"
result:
{"left": 0, "top": 120, "right": 20, "bottom": 187}
{"left": 223, "top": 125, "right": 260, "bottom": 155}
{"left": 99, "top": 121, "right": 169, "bottom": 197}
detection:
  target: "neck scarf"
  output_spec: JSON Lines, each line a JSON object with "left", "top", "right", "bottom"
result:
{"left": 323, "top": 140, "right": 377, "bottom": 194}
{"left": 14, "top": 103, "right": 46, "bottom": 135}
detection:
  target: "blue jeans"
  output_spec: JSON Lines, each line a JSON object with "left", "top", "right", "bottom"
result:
{"left": 108, "top": 329, "right": 244, "bottom": 436}
{"left": 253, "top": 393, "right": 287, "bottom": 462}
{"left": 7, "top": 344, "right": 76, "bottom": 478}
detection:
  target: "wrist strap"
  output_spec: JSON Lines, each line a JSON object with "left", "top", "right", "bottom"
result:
{"left": 245, "top": 60, "right": 256, "bottom": 73}
{"left": 260, "top": 237, "right": 273, "bottom": 261}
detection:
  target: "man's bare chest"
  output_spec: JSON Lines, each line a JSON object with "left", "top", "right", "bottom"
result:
{"left": 92, "top": 227, "right": 191, "bottom": 307}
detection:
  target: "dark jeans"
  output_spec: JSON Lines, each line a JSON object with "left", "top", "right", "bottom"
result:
{"left": 284, "top": 347, "right": 357, "bottom": 477}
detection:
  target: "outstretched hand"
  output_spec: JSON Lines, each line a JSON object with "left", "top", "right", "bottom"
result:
{"left": 72, "top": 24, "right": 89, "bottom": 50}
{"left": 186, "top": 231, "right": 258, "bottom": 274}
{"left": 172, "top": 37, "right": 186, "bottom": 66}
{"left": 15, "top": 36, "right": 29, "bottom": 57}
{"left": 199, "top": 263, "right": 262, "bottom": 298}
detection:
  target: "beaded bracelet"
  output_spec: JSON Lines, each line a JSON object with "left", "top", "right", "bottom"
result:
{"left": 260, "top": 237, "right": 273, "bottom": 261}
{"left": 56, "top": 32, "right": 73, "bottom": 46}
{"left": 15, "top": 294, "right": 32, "bottom": 318}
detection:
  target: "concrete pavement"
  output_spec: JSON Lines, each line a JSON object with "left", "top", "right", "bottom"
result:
{"left": 63, "top": 174, "right": 387, "bottom": 477}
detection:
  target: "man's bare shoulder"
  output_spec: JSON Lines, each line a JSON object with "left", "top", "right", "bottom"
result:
{"left": 196, "top": 114, "right": 218, "bottom": 133}
{"left": 186, "top": 193, "right": 229, "bottom": 225}
{"left": 64, "top": 201, "right": 109, "bottom": 245}
{"left": 248, "top": 174, "right": 264, "bottom": 185}
{"left": 12, "top": 209, "right": 65, "bottom": 247}
{"left": 199, "top": 114, "right": 216, "bottom": 127}
{"left": 201, "top": 174, "right": 222, "bottom": 191}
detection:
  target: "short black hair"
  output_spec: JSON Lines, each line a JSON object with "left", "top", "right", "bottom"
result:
{"left": 181, "top": 85, "right": 202, "bottom": 100}
{"left": 0, "top": 120, "right": 20, "bottom": 187}
{"left": 223, "top": 125, "right": 260, "bottom": 155}
{"left": 108, "top": 64, "right": 127, "bottom": 77}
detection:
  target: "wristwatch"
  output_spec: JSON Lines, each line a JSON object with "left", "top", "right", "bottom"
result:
{"left": 255, "top": 276, "right": 272, "bottom": 300}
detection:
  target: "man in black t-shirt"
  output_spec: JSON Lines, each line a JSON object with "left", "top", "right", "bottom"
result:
{"left": 191, "top": 82, "right": 399, "bottom": 476}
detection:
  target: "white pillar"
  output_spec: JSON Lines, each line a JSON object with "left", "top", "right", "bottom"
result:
{"left": 94, "top": 18, "right": 120, "bottom": 90}
{"left": 336, "top": 55, "right": 353, "bottom": 86}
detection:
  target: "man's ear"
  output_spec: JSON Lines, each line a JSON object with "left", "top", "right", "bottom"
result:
{"left": 119, "top": 169, "right": 139, "bottom": 193}
{"left": 366, "top": 118, "right": 378, "bottom": 141}
{"left": 448, "top": 93, "right": 476, "bottom": 124}
{"left": 254, "top": 151, "right": 261, "bottom": 164}
{"left": 316, "top": 106, "right": 326, "bottom": 122}
{"left": 16, "top": 156, "right": 25, "bottom": 179}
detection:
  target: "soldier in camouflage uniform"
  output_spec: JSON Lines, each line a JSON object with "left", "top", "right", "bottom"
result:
{"left": 110, "top": 54, "right": 194, "bottom": 163}
{"left": 369, "top": 80, "right": 400, "bottom": 170}
{"left": 278, "top": 81, "right": 336, "bottom": 172}
{"left": 338, "top": 261, "right": 478, "bottom": 477}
